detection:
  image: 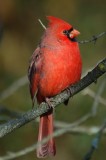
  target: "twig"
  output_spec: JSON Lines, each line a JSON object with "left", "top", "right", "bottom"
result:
{"left": 0, "top": 106, "right": 22, "bottom": 119}
{"left": 0, "top": 58, "right": 106, "bottom": 138}
{"left": 91, "top": 77, "right": 106, "bottom": 116}
{"left": 84, "top": 120, "right": 106, "bottom": 160}
{"left": 78, "top": 32, "right": 106, "bottom": 44}
{"left": 0, "top": 76, "right": 28, "bottom": 102}
{"left": 38, "top": 19, "right": 46, "bottom": 29}
{"left": 82, "top": 88, "right": 106, "bottom": 106}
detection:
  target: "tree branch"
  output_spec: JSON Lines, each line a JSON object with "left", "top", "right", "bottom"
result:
{"left": 78, "top": 32, "right": 106, "bottom": 44}
{"left": 0, "top": 76, "right": 28, "bottom": 102}
{"left": 0, "top": 58, "right": 106, "bottom": 138}
{"left": 82, "top": 87, "right": 106, "bottom": 106}
{"left": 91, "top": 77, "right": 106, "bottom": 116}
{"left": 84, "top": 120, "right": 106, "bottom": 160}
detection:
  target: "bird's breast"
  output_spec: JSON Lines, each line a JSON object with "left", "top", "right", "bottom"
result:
{"left": 38, "top": 44, "right": 82, "bottom": 98}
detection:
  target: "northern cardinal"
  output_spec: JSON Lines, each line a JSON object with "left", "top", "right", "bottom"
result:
{"left": 28, "top": 16, "right": 82, "bottom": 158}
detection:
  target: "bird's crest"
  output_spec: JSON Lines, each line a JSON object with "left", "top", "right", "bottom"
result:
{"left": 46, "top": 16, "right": 72, "bottom": 29}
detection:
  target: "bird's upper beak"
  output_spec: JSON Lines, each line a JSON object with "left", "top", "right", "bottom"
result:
{"left": 69, "top": 29, "right": 80, "bottom": 39}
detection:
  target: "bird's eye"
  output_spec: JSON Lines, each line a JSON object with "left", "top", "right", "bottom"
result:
{"left": 63, "top": 30, "right": 69, "bottom": 35}
{"left": 63, "top": 27, "right": 73, "bottom": 36}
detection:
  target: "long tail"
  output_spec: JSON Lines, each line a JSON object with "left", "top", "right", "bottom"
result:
{"left": 37, "top": 112, "right": 56, "bottom": 158}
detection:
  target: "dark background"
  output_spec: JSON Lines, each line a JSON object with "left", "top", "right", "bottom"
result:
{"left": 0, "top": 0, "right": 106, "bottom": 160}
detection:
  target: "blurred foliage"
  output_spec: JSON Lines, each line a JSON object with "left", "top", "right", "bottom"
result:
{"left": 0, "top": 0, "right": 106, "bottom": 160}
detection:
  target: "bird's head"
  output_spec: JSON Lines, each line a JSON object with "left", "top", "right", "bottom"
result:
{"left": 46, "top": 16, "right": 80, "bottom": 42}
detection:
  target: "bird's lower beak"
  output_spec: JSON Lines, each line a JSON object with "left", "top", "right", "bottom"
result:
{"left": 69, "top": 29, "right": 80, "bottom": 39}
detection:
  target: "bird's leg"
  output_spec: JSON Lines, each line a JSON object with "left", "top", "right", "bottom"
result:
{"left": 66, "top": 86, "right": 73, "bottom": 97}
{"left": 45, "top": 97, "right": 54, "bottom": 109}
{"left": 32, "top": 94, "right": 36, "bottom": 108}
{"left": 64, "top": 87, "right": 72, "bottom": 106}
{"left": 64, "top": 86, "right": 74, "bottom": 106}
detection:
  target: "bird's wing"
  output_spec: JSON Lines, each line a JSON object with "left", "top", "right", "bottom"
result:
{"left": 28, "top": 47, "right": 42, "bottom": 103}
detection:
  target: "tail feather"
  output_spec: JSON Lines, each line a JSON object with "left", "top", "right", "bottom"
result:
{"left": 37, "top": 113, "right": 56, "bottom": 158}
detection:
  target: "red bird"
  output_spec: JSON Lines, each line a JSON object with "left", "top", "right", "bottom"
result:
{"left": 28, "top": 16, "right": 82, "bottom": 158}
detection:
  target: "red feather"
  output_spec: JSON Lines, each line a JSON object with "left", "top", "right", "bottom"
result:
{"left": 37, "top": 113, "right": 56, "bottom": 158}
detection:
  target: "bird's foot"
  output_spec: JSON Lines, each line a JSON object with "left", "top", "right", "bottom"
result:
{"left": 64, "top": 86, "right": 74, "bottom": 105}
{"left": 45, "top": 97, "right": 54, "bottom": 109}
{"left": 66, "top": 86, "right": 73, "bottom": 97}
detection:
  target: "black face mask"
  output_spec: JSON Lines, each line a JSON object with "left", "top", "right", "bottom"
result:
{"left": 63, "top": 28, "right": 77, "bottom": 42}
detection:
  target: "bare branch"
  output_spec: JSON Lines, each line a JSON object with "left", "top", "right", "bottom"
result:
{"left": 82, "top": 88, "right": 106, "bottom": 106}
{"left": 0, "top": 106, "right": 22, "bottom": 119}
{"left": 38, "top": 19, "right": 46, "bottom": 29}
{"left": 0, "top": 58, "right": 106, "bottom": 138}
{"left": 0, "top": 76, "right": 28, "bottom": 102}
{"left": 78, "top": 32, "right": 106, "bottom": 44}
{"left": 91, "top": 77, "right": 106, "bottom": 116}
{"left": 84, "top": 120, "right": 106, "bottom": 160}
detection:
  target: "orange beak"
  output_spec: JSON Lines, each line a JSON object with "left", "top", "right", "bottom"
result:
{"left": 69, "top": 29, "right": 80, "bottom": 39}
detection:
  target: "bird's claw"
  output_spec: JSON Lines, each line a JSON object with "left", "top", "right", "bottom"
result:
{"left": 45, "top": 97, "right": 54, "bottom": 109}
{"left": 66, "top": 86, "right": 73, "bottom": 97}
